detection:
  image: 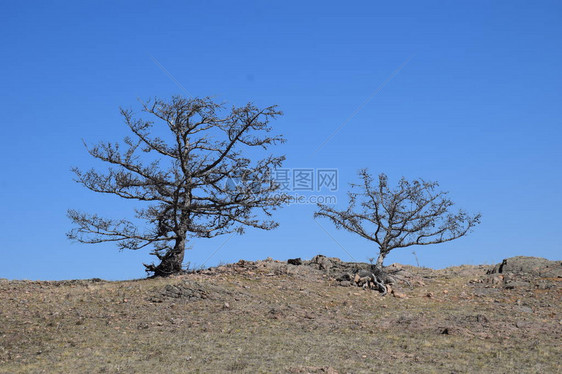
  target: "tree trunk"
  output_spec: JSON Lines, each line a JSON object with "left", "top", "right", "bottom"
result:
{"left": 375, "top": 250, "right": 387, "bottom": 270}
{"left": 151, "top": 237, "right": 186, "bottom": 277}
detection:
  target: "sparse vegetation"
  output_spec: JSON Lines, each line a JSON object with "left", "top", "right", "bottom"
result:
{"left": 1, "top": 256, "right": 560, "bottom": 373}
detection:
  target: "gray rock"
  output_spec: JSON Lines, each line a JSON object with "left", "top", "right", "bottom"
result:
{"left": 516, "top": 305, "right": 533, "bottom": 314}
{"left": 488, "top": 256, "right": 562, "bottom": 278}
{"left": 482, "top": 274, "right": 504, "bottom": 285}
{"left": 504, "top": 280, "right": 531, "bottom": 290}
{"left": 357, "top": 269, "right": 373, "bottom": 278}
{"left": 309, "top": 255, "right": 340, "bottom": 272}
{"left": 515, "top": 320, "right": 531, "bottom": 328}
{"left": 336, "top": 273, "right": 352, "bottom": 282}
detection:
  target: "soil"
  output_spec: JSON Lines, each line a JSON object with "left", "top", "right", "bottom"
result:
{"left": 1, "top": 256, "right": 560, "bottom": 373}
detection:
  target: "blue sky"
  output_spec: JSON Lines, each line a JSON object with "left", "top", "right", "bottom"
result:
{"left": 1, "top": 1, "right": 560, "bottom": 280}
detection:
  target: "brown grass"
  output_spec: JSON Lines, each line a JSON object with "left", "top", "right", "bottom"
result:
{"left": 1, "top": 260, "right": 560, "bottom": 373}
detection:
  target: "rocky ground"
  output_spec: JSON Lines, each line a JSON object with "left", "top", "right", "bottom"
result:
{"left": 0, "top": 256, "right": 560, "bottom": 373}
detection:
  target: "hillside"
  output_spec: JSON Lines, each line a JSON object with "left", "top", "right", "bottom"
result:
{"left": 1, "top": 256, "right": 560, "bottom": 373}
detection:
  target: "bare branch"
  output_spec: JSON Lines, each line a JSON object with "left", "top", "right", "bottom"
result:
{"left": 315, "top": 170, "right": 481, "bottom": 269}
{"left": 68, "top": 96, "right": 286, "bottom": 276}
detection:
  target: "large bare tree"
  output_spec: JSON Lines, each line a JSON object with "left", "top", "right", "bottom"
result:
{"left": 68, "top": 96, "right": 286, "bottom": 276}
{"left": 315, "top": 169, "right": 481, "bottom": 270}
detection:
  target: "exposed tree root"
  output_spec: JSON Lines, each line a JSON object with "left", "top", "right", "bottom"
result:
{"left": 349, "top": 266, "right": 413, "bottom": 296}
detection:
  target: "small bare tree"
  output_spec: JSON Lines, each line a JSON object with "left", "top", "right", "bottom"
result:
{"left": 68, "top": 96, "right": 286, "bottom": 276}
{"left": 315, "top": 169, "right": 481, "bottom": 271}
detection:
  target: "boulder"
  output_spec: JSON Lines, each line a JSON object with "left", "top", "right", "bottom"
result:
{"left": 287, "top": 258, "right": 303, "bottom": 266}
{"left": 488, "top": 256, "right": 561, "bottom": 278}
{"left": 309, "top": 255, "right": 341, "bottom": 272}
{"left": 336, "top": 273, "right": 352, "bottom": 282}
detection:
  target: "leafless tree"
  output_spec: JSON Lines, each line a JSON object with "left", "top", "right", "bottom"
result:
{"left": 315, "top": 169, "right": 481, "bottom": 271}
{"left": 68, "top": 96, "right": 286, "bottom": 276}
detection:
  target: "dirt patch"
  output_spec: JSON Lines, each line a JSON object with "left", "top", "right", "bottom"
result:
{"left": 149, "top": 280, "right": 235, "bottom": 302}
{"left": 288, "top": 366, "right": 339, "bottom": 374}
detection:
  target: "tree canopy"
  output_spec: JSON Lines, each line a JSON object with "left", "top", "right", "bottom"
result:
{"left": 68, "top": 96, "right": 286, "bottom": 276}
{"left": 315, "top": 169, "right": 481, "bottom": 269}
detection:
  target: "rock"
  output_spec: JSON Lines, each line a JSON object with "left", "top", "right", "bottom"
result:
{"left": 268, "top": 308, "right": 283, "bottom": 319}
{"left": 491, "top": 276, "right": 503, "bottom": 284}
{"left": 336, "top": 273, "right": 352, "bottom": 282}
{"left": 385, "top": 284, "right": 392, "bottom": 294}
{"left": 356, "top": 276, "right": 371, "bottom": 287}
{"left": 357, "top": 269, "right": 372, "bottom": 278}
{"left": 483, "top": 274, "right": 504, "bottom": 285}
{"left": 237, "top": 259, "right": 249, "bottom": 266}
{"left": 537, "top": 281, "right": 555, "bottom": 290}
{"left": 288, "top": 258, "right": 302, "bottom": 266}
{"left": 309, "top": 254, "right": 343, "bottom": 273}
{"left": 504, "top": 281, "right": 531, "bottom": 290}
{"left": 488, "top": 256, "right": 562, "bottom": 278}
{"left": 223, "top": 302, "right": 230, "bottom": 309}
{"left": 473, "top": 287, "right": 500, "bottom": 297}
{"left": 462, "top": 314, "right": 489, "bottom": 324}
{"left": 392, "top": 291, "right": 407, "bottom": 298}
{"left": 440, "top": 326, "right": 469, "bottom": 336}
{"left": 339, "top": 281, "right": 352, "bottom": 287}
{"left": 310, "top": 255, "right": 333, "bottom": 271}
{"left": 516, "top": 305, "right": 533, "bottom": 314}
{"left": 476, "top": 314, "right": 488, "bottom": 323}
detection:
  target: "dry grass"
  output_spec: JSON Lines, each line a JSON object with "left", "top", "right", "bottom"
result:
{"left": 1, "top": 259, "right": 560, "bottom": 373}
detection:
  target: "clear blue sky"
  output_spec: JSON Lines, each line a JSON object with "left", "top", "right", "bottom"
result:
{"left": 1, "top": 1, "right": 560, "bottom": 280}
